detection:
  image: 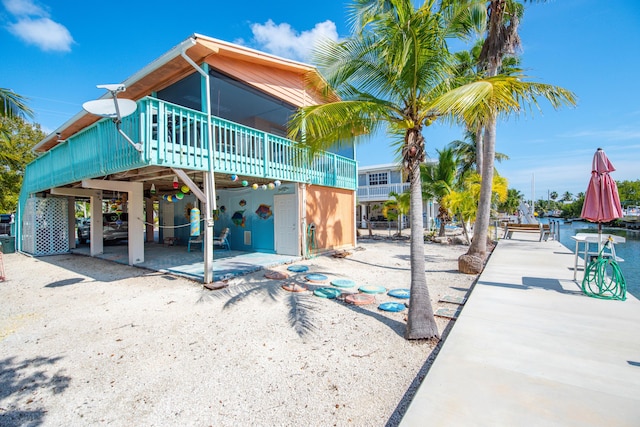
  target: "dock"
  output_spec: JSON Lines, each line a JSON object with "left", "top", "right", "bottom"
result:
{"left": 400, "top": 235, "right": 640, "bottom": 426}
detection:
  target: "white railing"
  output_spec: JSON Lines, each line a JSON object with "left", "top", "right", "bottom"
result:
{"left": 357, "top": 183, "right": 410, "bottom": 201}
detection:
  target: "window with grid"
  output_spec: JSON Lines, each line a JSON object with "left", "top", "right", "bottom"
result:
{"left": 368, "top": 172, "right": 388, "bottom": 186}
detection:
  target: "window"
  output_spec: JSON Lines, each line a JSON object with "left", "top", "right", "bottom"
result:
{"left": 368, "top": 172, "right": 388, "bottom": 186}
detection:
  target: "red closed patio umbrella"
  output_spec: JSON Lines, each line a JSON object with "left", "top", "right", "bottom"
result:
{"left": 580, "top": 148, "right": 625, "bottom": 300}
{"left": 581, "top": 148, "right": 623, "bottom": 227}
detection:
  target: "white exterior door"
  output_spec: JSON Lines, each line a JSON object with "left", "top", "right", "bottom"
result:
{"left": 274, "top": 194, "right": 299, "bottom": 255}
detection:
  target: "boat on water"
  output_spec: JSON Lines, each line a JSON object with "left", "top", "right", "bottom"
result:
{"left": 622, "top": 206, "right": 640, "bottom": 229}
{"left": 623, "top": 206, "right": 640, "bottom": 221}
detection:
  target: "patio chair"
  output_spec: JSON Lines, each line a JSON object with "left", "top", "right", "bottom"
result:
{"left": 187, "top": 234, "right": 203, "bottom": 252}
{"left": 213, "top": 227, "right": 230, "bottom": 251}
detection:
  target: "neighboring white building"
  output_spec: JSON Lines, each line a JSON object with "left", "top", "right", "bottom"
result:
{"left": 356, "top": 163, "right": 437, "bottom": 230}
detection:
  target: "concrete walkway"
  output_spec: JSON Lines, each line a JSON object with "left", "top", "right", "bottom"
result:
{"left": 400, "top": 236, "right": 640, "bottom": 426}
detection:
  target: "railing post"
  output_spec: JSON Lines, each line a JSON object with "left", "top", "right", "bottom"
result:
{"left": 332, "top": 154, "right": 337, "bottom": 187}
{"left": 263, "top": 131, "right": 269, "bottom": 177}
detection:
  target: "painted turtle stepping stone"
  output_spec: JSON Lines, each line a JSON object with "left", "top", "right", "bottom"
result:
{"left": 313, "top": 287, "right": 342, "bottom": 299}
{"left": 387, "top": 288, "right": 410, "bottom": 299}
{"left": 281, "top": 282, "right": 308, "bottom": 292}
{"left": 264, "top": 270, "right": 289, "bottom": 280}
{"left": 330, "top": 279, "right": 356, "bottom": 288}
{"left": 378, "top": 302, "right": 406, "bottom": 312}
{"left": 345, "top": 293, "right": 376, "bottom": 306}
{"left": 305, "top": 273, "right": 328, "bottom": 283}
{"left": 287, "top": 265, "right": 309, "bottom": 273}
{"left": 358, "top": 285, "right": 386, "bottom": 294}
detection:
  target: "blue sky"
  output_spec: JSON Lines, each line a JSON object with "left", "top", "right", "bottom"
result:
{"left": 2, "top": 0, "right": 639, "bottom": 200}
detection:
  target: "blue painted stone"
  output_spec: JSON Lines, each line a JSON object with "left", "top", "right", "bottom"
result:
{"left": 387, "top": 288, "right": 411, "bottom": 299}
{"left": 378, "top": 302, "right": 406, "bottom": 312}
{"left": 287, "top": 265, "right": 309, "bottom": 273}
{"left": 331, "top": 279, "right": 356, "bottom": 288}
{"left": 358, "top": 285, "right": 386, "bottom": 294}
{"left": 313, "top": 287, "right": 342, "bottom": 299}
{"left": 305, "top": 273, "right": 328, "bottom": 283}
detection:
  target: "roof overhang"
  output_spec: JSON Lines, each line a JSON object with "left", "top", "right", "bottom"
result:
{"left": 34, "top": 34, "right": 332, "bottom": 153}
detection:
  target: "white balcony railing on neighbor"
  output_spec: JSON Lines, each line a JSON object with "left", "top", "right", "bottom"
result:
{"left": 357, "top": 183, "right": 410, "bottom": 201}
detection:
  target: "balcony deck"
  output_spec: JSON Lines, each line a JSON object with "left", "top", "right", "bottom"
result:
{"left": 22, "top": 97, "right": 356, "bottom": 195}
{"left": 357, "top": 183, "right": 410, "bottom": 202}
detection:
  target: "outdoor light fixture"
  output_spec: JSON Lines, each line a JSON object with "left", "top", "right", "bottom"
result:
{"left": 82, "top": 84, "right": 142, "bottom": 152}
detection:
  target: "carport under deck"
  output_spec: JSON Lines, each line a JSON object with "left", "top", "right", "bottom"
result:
{"left": 70, "top": 242, "right": 302, "bottom": 282}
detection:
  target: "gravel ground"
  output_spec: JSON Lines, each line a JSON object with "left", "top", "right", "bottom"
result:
{"left": 0, "top": 236, "right": 478, "bottom": 426}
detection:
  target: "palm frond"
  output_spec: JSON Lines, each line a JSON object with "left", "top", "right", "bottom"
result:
{"left": 0, "top": 88, "right": 33, "bottom": 119}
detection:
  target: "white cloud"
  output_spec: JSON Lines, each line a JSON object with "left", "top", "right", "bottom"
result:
{"left": 560, "top": 128, "right": 640, "bottom": 141}
{"left": 2, "top": 0, "right": 74, "bottom": 52}
{"left": 250, "top": 19, "right": 339, "bottom": 62}
{"left": 3, "top": 0, "right": 46, "bottom": 16}
{"left": 8, "top": 17, "right": 73, "bottom": 51}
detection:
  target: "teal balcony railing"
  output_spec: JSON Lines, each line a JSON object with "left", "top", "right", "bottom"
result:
{"left": 22, "top": 97, "right": 357, "bottom": 195}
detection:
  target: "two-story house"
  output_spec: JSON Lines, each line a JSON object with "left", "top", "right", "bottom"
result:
{"left": 17, "top": 34, "right": 357, "bottom": 283}
{"left": 357, "top": 163, "right": 437, "bottom": 231}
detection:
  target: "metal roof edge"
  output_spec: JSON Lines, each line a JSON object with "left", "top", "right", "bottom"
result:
{"left": 33, "top": 36, "right": 198, "bottom": 153}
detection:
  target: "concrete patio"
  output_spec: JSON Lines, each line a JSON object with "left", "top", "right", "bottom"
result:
{"left": 71, "top": 242, "right": 302, "bottom": 282}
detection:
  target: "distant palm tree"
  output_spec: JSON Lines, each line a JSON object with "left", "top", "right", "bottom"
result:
{"left": 500, "top": 188, "right": 523, "bottom": 214}
{"left": 422, "top": 148, "right": 459, "bottom": 237}
{"left": 445, "top": 171, "right": 508, "bottom": 244}
{"left": 561, "top": 191, "right": 573, "bottom": 202}
{"left": 383, "top": 191, "right": 410, "bottom": 236}
{"left": 448, "top": 130, "right": 509, "bottom": 178}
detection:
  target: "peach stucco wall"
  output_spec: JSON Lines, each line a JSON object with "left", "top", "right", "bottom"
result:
{"left": 305, "top": 186, "right": 355, "bottom": 252}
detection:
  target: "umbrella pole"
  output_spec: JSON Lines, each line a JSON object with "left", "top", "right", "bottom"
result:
{"left": 597, "top": 222, "right": 603, "bottom": 252}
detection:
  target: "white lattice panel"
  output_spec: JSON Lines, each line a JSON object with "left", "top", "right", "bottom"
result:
{"left": 22, "top": 197, "right": 69, "bottom": 256}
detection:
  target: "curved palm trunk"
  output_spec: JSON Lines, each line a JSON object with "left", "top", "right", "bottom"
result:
{"left": 467, "top": 115, "right": 496, "bottom": 258}
{"left": 405, "top": 133, "right": 438, "bottom": 340}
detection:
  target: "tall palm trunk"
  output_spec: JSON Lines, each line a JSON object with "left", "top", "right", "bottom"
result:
{"left": 475, "top": 126, "right": 484, "bottom": 175}
{"left": 466, "top": 0, "right": 507, "bottom": 260}
{"left": 468, "top": 115, "right": 496, "bottom": 257}
{"left": 405, "top": 131, "right": 438, "bottom": 340}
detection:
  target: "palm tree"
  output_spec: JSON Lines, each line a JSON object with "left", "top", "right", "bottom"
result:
{"left": 445, "top": 171, "right": 507, "bottom": 244}
{"left": 288, "top": 0, "right": 485, "bottom": 340}
{"left": 382, "top": 191, "right": 410, "bottom": 236}
{"left": 434, "top": 1, "right": 576, "bottom": 270}
{"left": 448, "top": 130, "right": 509, "bottom": 178}
{"left": 561, "top": 191, "right": 573, "bottom": 202}
{"left": 450, "top": 39, "right": 519, "bottom": 176}
{"left": 0, "top": 88, "right": 32, "bottom": 119}
{"left": 500, "top": 188, "right": 523, "bottom": 214}
{"left": 421, "top": 147, "right": 459, "bottom": 237}
{"left": 1, "top": 88, "right": 33, "bottom": 162}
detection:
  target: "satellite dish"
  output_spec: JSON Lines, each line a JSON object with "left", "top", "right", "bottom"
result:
{"left": 96, "top": 83, "right": 125, "bottom": 92}
{"left": 82, "top": 98, "right": 137, "bottom": 119}
{"left": 82, "top": 84, "right": 142, "bottom": 152}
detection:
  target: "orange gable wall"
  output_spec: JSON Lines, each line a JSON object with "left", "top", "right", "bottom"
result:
{"left": 306, "top": 186, "right": 355, "bottom": 251}
{"left": 207, "top": 55, "right": 329, "bottom": 107}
